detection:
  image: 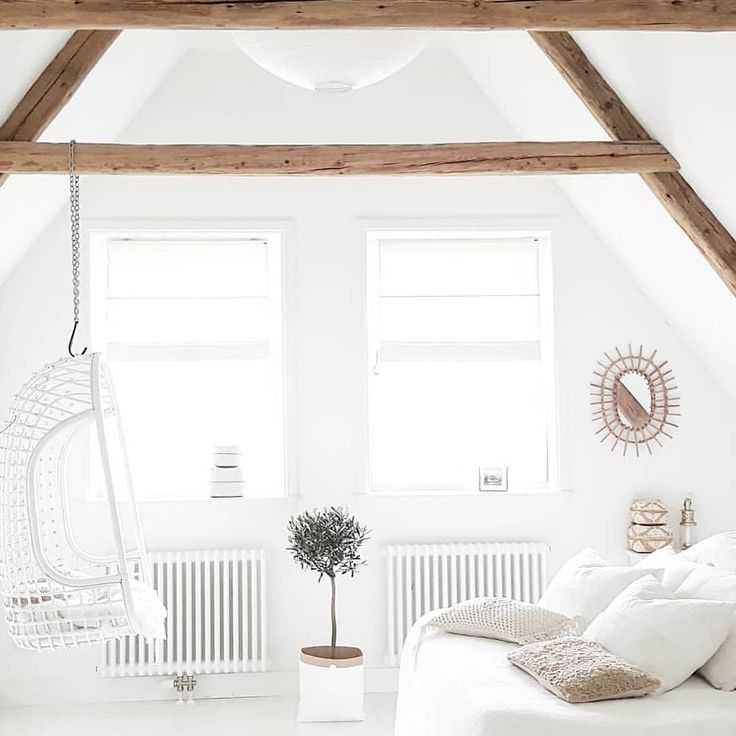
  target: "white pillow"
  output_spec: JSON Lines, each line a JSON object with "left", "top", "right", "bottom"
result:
{"left": 538, "top": 548, "right": 660, "bottom": 627}
{"left": 585, "top": 575, "right": 736, "bottom": 692}
{"left": 634, "top": 546, "right": 704, "bottom": 590}
{"left": 680, "top": 532, "right": 736, "bottom": 572}
{"left": 676, "top": 566, "right": 736, "bottom": 690}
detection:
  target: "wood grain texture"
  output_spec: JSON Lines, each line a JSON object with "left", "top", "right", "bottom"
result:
{"left": 1, "top": 1, "right": 735, "bottom": 30}
{"left": 0, "top": 30, "right": 119, "bottom": 187}
{"left": 642, "top": 171, "right": 736, "bottom": 293}
{"left": 531, "top": 30, "right": 736, "bottom": 295}
{"left": 0, "top": 141, "right": 678, "bottom": 176}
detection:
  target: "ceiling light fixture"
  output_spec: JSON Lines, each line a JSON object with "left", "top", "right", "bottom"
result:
{"left": 232, "top": 31, "right": 430, "bottom": 93}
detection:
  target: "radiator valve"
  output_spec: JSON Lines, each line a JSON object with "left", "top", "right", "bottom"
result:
{"left": 173, "top": 674, "right": 197, "bottom": 704}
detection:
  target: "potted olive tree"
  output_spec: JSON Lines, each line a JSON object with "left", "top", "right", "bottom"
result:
{"left": 287, "top": 506, "right": 370, "bottom": 722}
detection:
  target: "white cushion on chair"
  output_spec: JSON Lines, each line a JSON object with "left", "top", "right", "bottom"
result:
{"left": 9, "top": 579, "right": 166, "bottom": 644}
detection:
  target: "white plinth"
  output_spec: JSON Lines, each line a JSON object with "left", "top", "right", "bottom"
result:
{"left": 297, "top": 646, "right": 364, "bottom": 722}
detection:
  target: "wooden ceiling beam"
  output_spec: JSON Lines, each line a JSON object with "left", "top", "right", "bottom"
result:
{"left": 0, "top": 30, "right": 120, "bottom": 187}
{"left": 0, "top": 141, "right": 678, "bottom": 176}
{"left": 1, "top": 1, "right": 735, "bottom": 31}
{"left": 530, "top": 30, "right": 736, "bottom": 295}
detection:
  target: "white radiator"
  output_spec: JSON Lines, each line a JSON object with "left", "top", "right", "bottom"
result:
{"left": 386, "top": 542, "right": 549, "bottom": 665}
{"left": 100, "top": 549, "right": 267, "bottom": 677}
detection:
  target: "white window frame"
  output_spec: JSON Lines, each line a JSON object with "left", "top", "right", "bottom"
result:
{"left": 83, "top": 219, "right": 296, "bottom": 501}
{"left": 365, "top": 226, "right": 558, "bottom": 495}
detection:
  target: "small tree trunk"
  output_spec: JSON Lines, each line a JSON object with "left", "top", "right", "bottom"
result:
{"left": 330, "top": 574, "right": 337, "bottom": 652}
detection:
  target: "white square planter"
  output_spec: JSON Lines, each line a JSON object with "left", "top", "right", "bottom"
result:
{"left": 297, "top": 646, "right": 364, "bottom": 722}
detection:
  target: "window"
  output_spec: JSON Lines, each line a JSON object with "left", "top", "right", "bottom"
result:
{"left": 90, "top": 229, "right": 285, "bottom": 500}
{"left": 367, "top": 230, "right": 555, "bottom": 493}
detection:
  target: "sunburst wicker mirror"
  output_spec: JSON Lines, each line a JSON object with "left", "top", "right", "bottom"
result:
{"left": 591, "top": 345, "right": 680, "bottom": 457}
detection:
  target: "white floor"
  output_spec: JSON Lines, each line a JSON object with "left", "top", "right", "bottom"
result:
{"left": 0, "top": 693, "right": 397, "bottom": 735}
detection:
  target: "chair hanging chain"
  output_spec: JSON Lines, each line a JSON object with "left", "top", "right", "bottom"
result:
{"left": 67, "top": 140, "right": 87, "bottom": 357}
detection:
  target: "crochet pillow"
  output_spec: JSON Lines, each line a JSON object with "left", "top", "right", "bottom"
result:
{"left": 509, "top": 637, "right": 661, "bottom": 703}
{"left": 427, "top": 597, "right": 582, "bottom": 644}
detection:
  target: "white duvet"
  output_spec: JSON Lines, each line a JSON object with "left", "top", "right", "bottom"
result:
{"left": 394, "top": 616, "right": 736, "bottom": 736}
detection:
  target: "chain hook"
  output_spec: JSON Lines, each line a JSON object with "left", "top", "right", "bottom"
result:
{"left": 68, "top": 140, "right": 88, "bottom": 358}
{"left": 67, "top": 319, "right": 87, "bottom": 358}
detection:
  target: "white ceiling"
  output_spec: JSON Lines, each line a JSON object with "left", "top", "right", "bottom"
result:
{"left": 0, "top": 29, "right": 734, "bottom": 400}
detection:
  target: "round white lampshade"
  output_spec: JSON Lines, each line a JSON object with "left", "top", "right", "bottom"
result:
{"left": 232, "top": 31, "right": 430, "bottom": 93}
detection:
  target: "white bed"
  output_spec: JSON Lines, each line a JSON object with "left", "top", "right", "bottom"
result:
{"left": 394, "top": 618, "right": 736, "bottom": 736}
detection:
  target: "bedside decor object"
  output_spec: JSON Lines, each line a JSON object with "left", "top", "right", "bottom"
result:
{"left": 479, "top": 465, "right": 508, "bottom": 492}
{"left": 627, "top": 499, "right": 673, "bottom": 554}
{"left": 287, "top": 507, "right": 370, "bottom": 722}
{"left": 679, "top": 497, "right": 697, "bottom": 550}
{"left": 591, "top": 345, "right": 679, "bottom": 456}
{"left": 209, "top": 445, "right": 245, "bottom": 498}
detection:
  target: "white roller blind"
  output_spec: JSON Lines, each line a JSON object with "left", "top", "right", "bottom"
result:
{"left": 379, "top": 238, "right": 539, "bottom": 297}
{"left": 377, "top": 237, "right": 540, "bottom": 344}
{"left": 104, "top": 238, "right": 272, "bottom": 345}
{"left": 107, "top": 239, "right": 269, "bottom": 299}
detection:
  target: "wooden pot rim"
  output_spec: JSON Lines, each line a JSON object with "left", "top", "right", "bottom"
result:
{"left": 300, "top": 645, "right": 363, "bottom": 668}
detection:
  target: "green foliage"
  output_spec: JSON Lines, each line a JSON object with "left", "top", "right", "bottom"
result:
{"left": 287, "top": 506, "right": 370, "bottom": 581}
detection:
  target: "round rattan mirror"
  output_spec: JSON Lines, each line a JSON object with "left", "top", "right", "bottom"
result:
{"left": 591, "top": 345, "right": 680, "bottom": 457}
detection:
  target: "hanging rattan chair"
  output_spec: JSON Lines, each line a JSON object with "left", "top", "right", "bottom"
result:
{"left": 0, "top": 353, "right": 166, "bottom": 651}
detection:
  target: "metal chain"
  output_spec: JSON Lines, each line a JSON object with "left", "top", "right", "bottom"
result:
{"left": 69, "top": 140, "right": 81, "bottom": 326}
{"left": 67, "top": 140, "right": 87, "bottom": 357}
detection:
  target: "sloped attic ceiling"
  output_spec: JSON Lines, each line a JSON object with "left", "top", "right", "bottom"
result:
{"left": 0, "top": 29, "right": 734, "bottom": 402}
{"left": 0, "top": 31, "right": 186, "bottom": 284}
{"left": 450, "top": 31, "right": 736, "bottom": 402}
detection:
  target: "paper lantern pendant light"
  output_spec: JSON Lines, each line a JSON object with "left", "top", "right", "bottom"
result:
{"left": 233, "top": 31, "right": 430, "bottom": 93}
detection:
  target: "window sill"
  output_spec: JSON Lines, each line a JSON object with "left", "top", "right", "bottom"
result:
{"left": 79, "top": 495, "right": 296, "bottom": 505}
{"left": 364, "top": 488, "right": 572, "bottom": 498}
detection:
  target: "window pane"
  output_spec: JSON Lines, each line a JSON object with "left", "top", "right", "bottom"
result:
{"left": 106, "top": 297, "right": 270, "bottom": 343}
{"left": 107, "top": 239, "right": 269, "bottom": 298}
{"left": 379, "top": 239, "right": 539, "bottom": 296}
{"left": 107, "top": 359, "right": 284, "bottom": 500}
{"left": 380, "top": 295, "right": 540, "bottom": 343}
{"left": 370, "top": 362, "right": 548, "bottom": 490}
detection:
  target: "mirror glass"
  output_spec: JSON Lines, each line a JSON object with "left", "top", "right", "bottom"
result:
{"left": 616, "top": 372, "right": 652, "bottom": 429}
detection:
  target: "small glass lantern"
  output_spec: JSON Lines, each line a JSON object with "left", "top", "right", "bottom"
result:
{"left": 679, "top": 497, "right": 697, "bottom": 550}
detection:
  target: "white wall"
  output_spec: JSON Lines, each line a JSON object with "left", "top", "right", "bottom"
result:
{"left": 0, "top": 46, "right": 735, "bottom": 705}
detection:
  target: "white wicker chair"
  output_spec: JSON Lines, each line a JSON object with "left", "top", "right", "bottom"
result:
{"left": 0, "top": 354, "right": 165, "bottom": 651}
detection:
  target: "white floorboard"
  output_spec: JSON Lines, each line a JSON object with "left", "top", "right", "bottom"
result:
{"left": 0, "top": 693, "right": 397, "bottom": 736}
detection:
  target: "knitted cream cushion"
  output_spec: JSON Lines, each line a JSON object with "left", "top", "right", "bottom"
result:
{"left": 509, "top": 637, "right": 661, "bottom": 703}
{"left": 427, "top": 597, "right": 582, "bottom": 644}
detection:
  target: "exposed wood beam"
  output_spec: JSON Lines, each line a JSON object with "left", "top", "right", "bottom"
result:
{"left": 0, "top": 30, "right": 120, "bottom": 187}
{"left": 530, "top": 30, "right": 736, "bottom": 296}
{"left": 0, "top": 141, "right": 678, "bottom": 176}
{"left": 1, "top": 1, "right": 735, "bottom": 31}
